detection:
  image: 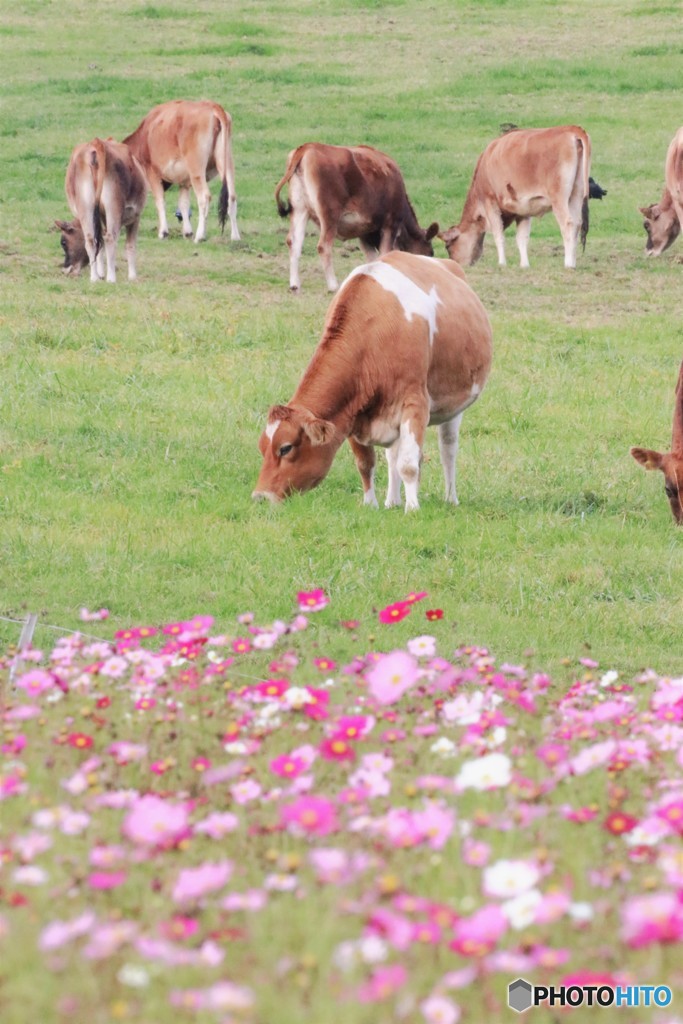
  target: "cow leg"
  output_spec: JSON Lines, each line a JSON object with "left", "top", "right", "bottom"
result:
{"left": 317, "top": 221, "right": 338, "bottom": 291}
{"left": 82, "top": 230, "right": 103, "bottom": 282}
{"left": 385, "top": 441, "right": 402, "bottom": 509}
{"left": 102, "top": 223, "right": 121, "bottom": 284}
{"left": 378, "top": 225, "right": 396, "bottom": 256}
{"left": 396, "top": 411, "right": 427, "bottom": 512}
{"left": 554, "top": 202, "right": 580, "bottom": 268}
{"left": 287, "top": 207, "right": 308, "bottom": 292}
{"left": 348, "top": 437, "right": 378, "bottom": 507}
{"left": 177, "top": 186, "right": 193, "bottom": 238}
{"left": 358, "top": 238, "right": 379, "bottom": 262}
{"left": 488, "top": 209, "right": 507, "bottom": 266}
{"left": 192, "top": 177, "right": 211, "bottom": 243}
{"left": 148, "top": 177, "right": 170, "bottom": 239}
{"left": 191, "top": 176, "right": 211, "bottom": 243}
{"left": 515, "top": 218, "right": 532, "bottom": 269}
{"left": 124, "top": 220, "right": 140, "bottom": 282}
{"left": 438, "top": 414, "right": 463, "bottom": 505}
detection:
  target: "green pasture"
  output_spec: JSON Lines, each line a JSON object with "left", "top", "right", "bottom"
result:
{"left": 1, "top": 0, "right": 682, "bottom": 672}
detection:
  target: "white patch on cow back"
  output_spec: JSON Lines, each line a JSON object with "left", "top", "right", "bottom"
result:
{"left": 342, "top": 262, "right": 442, "bottom": 344}
{"left": 265, "top": 419, "right": 281, "bottom": 440}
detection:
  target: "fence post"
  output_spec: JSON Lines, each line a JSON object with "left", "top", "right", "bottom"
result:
{"left": 8, "top": 612, "right": 38, "bottom": 686}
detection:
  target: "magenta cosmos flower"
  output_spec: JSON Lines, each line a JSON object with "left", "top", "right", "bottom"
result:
{"left": 366, "top": 650, "right": 419, "bottom": 705}
{"left": 280, "top": 795, "right": 338, "bottom": 836}
{"left": 297, "top": 589, "right": 329, "bottom": 612}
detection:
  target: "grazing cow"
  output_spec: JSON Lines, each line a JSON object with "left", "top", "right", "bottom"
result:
{"left": 252, "top": 252, "right": 492, "bottom": 511}
{"left": 640, "top": 127, "right": 683, "bottom": 256}
{"left": 631, "top": 360, "right": 683, "bottom": 524}
{"left": 123, "top": 100, "right": 240, "bottom": 243}
{"left": 274, "top": 143, "right": 439, "bottom": 292}
{"left": 56, "top": 137, "right": 147, "bottom": 283}
{"left": 440, "top": 125, "right": 592, "bottom": 269}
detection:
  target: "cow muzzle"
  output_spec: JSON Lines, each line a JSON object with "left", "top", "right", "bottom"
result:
{"left": 251, "top": 489, "right": 282, "bottom": 504}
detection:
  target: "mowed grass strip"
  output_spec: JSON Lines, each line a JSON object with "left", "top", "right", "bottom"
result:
{"left": 1, "top": 0, "right": 682, "bottom": 671}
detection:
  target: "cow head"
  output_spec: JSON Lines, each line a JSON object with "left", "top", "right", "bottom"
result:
{"left": 252, "top": 404, "right": 341, "bottom": 502}
{"left": 398, "top": 221, "right": 440, "bottom": 257}
{"left": 631, "top": 360, "right": 683, "bottom": 524}
{"left": 639, "top": 201, "right": 681, "bottom": 256}
{"left": 439, "top": 221, "right": 485, "bottom": 266}
{"left": 55, "top": 219, "right": 89, "bottom": 275}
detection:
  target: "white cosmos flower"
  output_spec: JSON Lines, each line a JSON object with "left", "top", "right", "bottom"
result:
{"left": 483, "top": 859, "right": 540, "bottom": 899}
{"left": 430, "top": 737, "right": 457, "bottom": 758}
{"left": 501, "top": 888, "right": 542, "bottom": 930}
{"left": 455, "top": 753, "right": 511, "bottom": 791}
{"left": 283, "top": 687, "right": 314, "bottom": 708}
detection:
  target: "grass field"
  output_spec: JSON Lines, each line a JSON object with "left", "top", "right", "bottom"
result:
{"left": 3, "top": 3, "right": 683, "bottom": 1021}
{"left": 2, "top": 0, "right": 683, "bottom": 669}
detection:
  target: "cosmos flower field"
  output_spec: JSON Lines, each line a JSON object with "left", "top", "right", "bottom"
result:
{"left": 2, "top": 590, "right": 683, "bottom": 1022}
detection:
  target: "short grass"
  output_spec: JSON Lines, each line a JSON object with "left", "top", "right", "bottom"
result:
{"left": 1, "top": 0, "right": 683, "bottom": 674}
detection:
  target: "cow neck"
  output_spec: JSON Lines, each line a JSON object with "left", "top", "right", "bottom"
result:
{"left": 672, "top": 360, "right": 683, "bottom": 455}
{"left": 292, "top": 325, "right": 370, "bottom": 440}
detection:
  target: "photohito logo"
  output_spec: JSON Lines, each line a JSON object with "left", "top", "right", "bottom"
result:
{"left": 508, "top": 979, "right": 672, "bottom": 1013}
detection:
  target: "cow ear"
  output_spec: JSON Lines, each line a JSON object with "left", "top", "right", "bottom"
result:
{"left": 268, "top": 404, "right": 292, "bottom": 422}
{"left": 631, "top": 446, "right": 664, "bottom": 471}
{"left": 439, "top": 225, "right": 460, "bottom": 245}
{"left": 425, "top": 222, "right": 439, "bottom": 241}
{"left": 302, "top": 416, "right": 337, "bottom": 446}
{"left": 54, "top": 220, "right": 72, "bottom": 233}
{"left": 638, "top": 206, "right": 652, "bottom": 218}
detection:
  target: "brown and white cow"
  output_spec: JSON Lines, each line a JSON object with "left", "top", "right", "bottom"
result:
{"left": 252, "top": 252, "right": 492, "bottom": 511}
{"left": 640, "top": 127, "right": 683, "bottom": 256}
{"left": 631, "top": 359, "right": 683, "bottom": 524}
{"left": 123, "top": 100, "right": 240, "bottom": 243}
{"left": 56, "top": 137, "right": 147, "bottom": 283}
{"left": 440, "top": 126, "right": 592, "bottom": 269}
{"left": 274, "top": 143, "right": 439, "bottom": 292}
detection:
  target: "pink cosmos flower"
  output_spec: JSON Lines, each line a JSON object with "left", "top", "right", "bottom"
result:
{"left": 172, "top": 860, "right": 234, "bottom": 904}
{"left": 87, "top": 870, "right": 126, "bottom": 890}
{"left": 462, "top": 838, "right": 491, "bottom": 867}
{"left": 39, "top": 911, "right": 96, "bottom": 951}
{"left": 621, "top": 891, "right": 683, "bottom": 947}
{"left": 450, "top": 904, "right": 507, "bottom": 957}
{"left": 297, "top": 589, "right": 329, "bottom": 613}
{"left": 366, "top": 650, "right": 419, "bottom": 705}
{"left": 80, "top": 607, "right": 109, "bottom": 621}
{"left": 82, "top": 920, "right": 138, "bottom": 960}
{"left": 281, "top": 795, "right": 338, "bottom": 836}
{"left": 194, "top": 812, "right": 239, "bottom": 838}
{"left": 230, "top": 779, "right": 262, "bottom": 804}
{"left": 420, "top": 995, "right": 461, "bottom": 1024}
{"left": 412, "top": 801, "right": 455, "bottom": 850}
{"left": 122, "top": 795, "right": 189, "bottom": 847}
{"left": 15, "top": 669, "right": 54, "bottom": 697}
{"left": 358, "top": 963, "right": 407, "bottom": 1002}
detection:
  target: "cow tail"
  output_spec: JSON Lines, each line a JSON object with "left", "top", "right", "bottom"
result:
{"left": 579, "top": 131, "right": 591, "bottom": 252}
{"left": 213, "top": 106, "right": 237, "bottom": 235}
{"left": 90, "top": 140, "right": 105, "bottom": 256}
{"left": 275, "top": 148, "right": 304, "bottom": 218}
{"left": 580, "top": 196, "right": 589, "bottom": 252}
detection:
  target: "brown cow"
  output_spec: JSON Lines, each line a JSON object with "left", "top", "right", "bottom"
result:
{"left": 631, "top": 360, "right": 683, "bottom": 524}
{"left": 56, "top": 137, "right": 147, "bottom": 283}
{"left": 440, "top": 126, "right": 592, "bottom": 269}
{"left": 123, "top": 100, "right": 240, "bottom": 243}
{"left": 252, "top": 252, "right": 492, "bottom": 511}
{"left": 640, "top": 127, "right": 683, "bottom": 256}
{"left": 274, "top": 143, "right": 439, "bottom": 292}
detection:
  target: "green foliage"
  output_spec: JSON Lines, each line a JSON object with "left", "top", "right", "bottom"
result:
{"left": 1, "top": 0, "right": 683, "bottom": 677}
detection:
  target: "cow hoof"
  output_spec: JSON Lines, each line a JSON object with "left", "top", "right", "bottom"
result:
{"left": 183, "top": 231, "right": 193, "bottom": 239}
{"left": 289, "top": 285, "right": 300, "bottom": 294}
{"left": 160, "top": 231, "right": 169, "bottom": 239}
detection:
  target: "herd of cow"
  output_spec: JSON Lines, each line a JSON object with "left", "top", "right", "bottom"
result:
{"left": 54, "top": 100, "right": 683, "bottom": 523}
